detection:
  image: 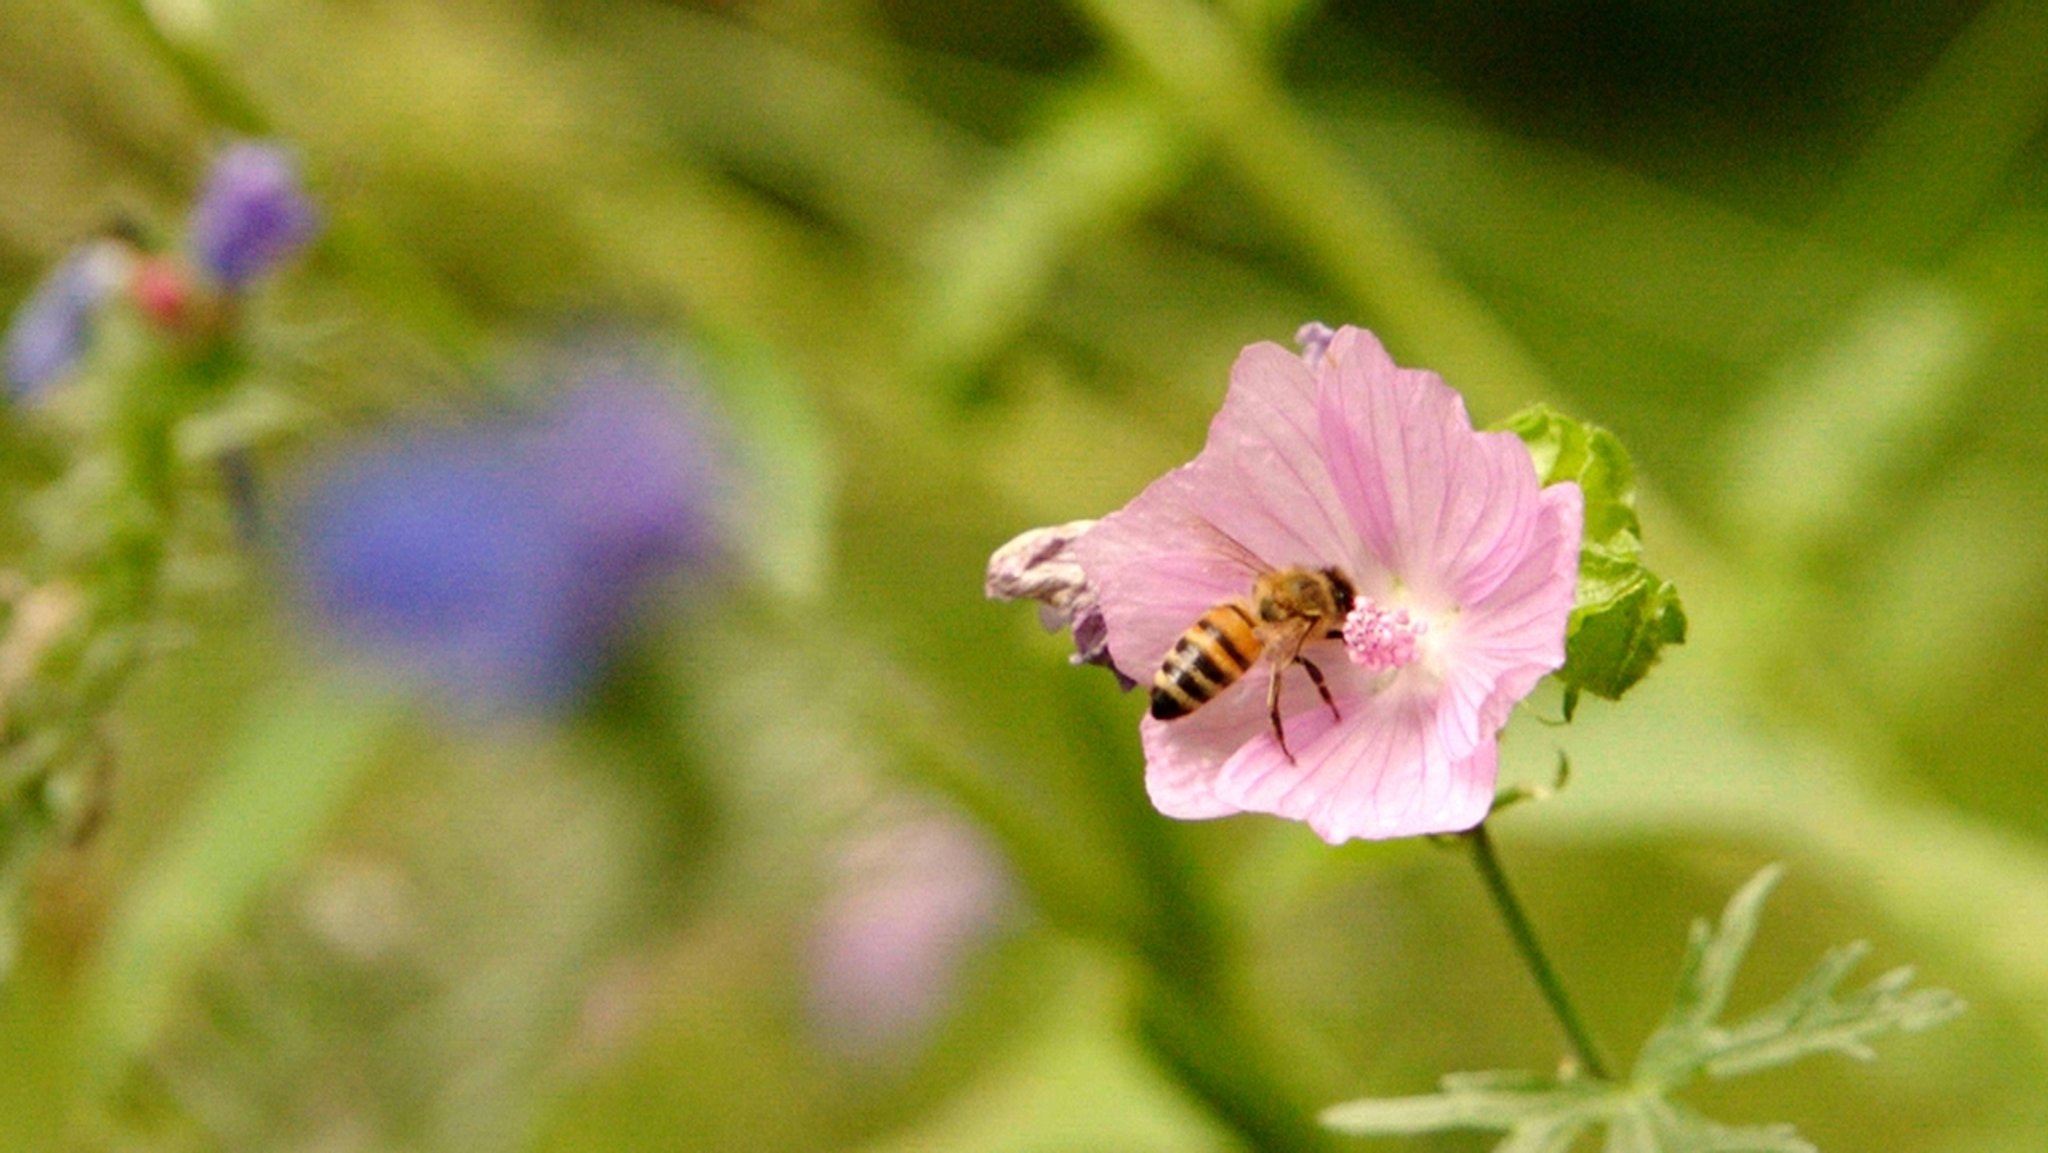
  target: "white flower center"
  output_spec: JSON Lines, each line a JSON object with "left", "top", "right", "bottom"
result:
{"left": 1341, "top": 598, "right": 1429, "bottom": 671}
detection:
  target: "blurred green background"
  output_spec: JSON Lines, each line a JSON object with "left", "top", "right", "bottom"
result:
{"left": 2, "top": 0, "right": 2045, "bottom": 1149}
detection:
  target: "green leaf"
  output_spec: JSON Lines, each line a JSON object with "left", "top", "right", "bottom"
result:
{"left": 1495, "top": 1112, "right": 1598, "bottom": 1153}
{"left": 1635, "top": 865, "right": 1964, "bottom": 1092}
{"left": 1499, "top": 404, "right": 1687, "bottom": 715}
{"left": 1323, "top": 866, "right": 1960, "bottom": 1151}
{"left": 1626, "top": 1098, "right": 1815, "bottom": 1153}
{"left": 1699, "top": 957, "right": 1964, "bottom": 1079}
{"left": 1320, "top": 1071, "right": 1607, "bottom": 1139}
{"left": 1674, "top": 866, "right": 1784, "bottom": 1030}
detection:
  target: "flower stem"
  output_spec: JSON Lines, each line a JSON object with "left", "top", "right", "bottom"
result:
{"left": 1464, "top": 823, "right": 1612, "bottom": 1080}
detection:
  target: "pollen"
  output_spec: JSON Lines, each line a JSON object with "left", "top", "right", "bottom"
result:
{"left": 1342, "top": 599, "right": 1427, "bottom": 671}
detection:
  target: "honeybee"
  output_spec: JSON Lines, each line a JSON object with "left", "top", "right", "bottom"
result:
{"left": 1150, "top": 565, "right": 1357, "bottom": 761}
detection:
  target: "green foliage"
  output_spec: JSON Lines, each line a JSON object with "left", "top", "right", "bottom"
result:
{"left": 1502, "top": 405, "right": 1687, "bottom": 718}
{"left": 1322, "top": 866, "right": 1963, "bottom": 1151}
{"left": 0, "top": 309, "right": 258, "bottom": 987}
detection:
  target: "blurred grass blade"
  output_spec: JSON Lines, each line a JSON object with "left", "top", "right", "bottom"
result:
{"left": 908, "top": 72, "right": 1195, "bottom": 385}
{"left": 1819, "top": 0, "right": 2048, "bottom": 261}
{"left": 1325, "top": 111, "right": 1877, "bottom": 370}
{"left": 693, "top": 326, "right": 835, "bottom": 603}
{"left": 1068, "top": 0, "right": 1552, "bottom": 414}
{"left": 1720, "top": 280, "right": 1984, "bottom": 550}
{"left": 79, "top": 667, "right": 403, "bottom": 1085}
{"left": 605, "top": 4, "right": 975, "bottom": 250}
{"left": 96, "top": 0, "right": 268, "bottom": 132}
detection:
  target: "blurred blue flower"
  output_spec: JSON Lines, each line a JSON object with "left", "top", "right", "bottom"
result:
{"left": 3, "top": 240, "right": 130, "bottom": 399}
{"left": 294, "top": 362, "right": 727, "bottom": 712}
{"left": 187, "top": 141, "right": 319, "bottom": 289}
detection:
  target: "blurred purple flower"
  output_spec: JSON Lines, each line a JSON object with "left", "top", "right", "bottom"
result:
{"left": 188, "top": 141, "right": 319, "bottom": 289}
{"left": 3, "top": 240, "right": 131, "bottom": 399}
{"left": 293, "top": 361, "right": 727, "bottom": 711}
{"left": 805, "top": 810, "right": 1012, "bottom": 1058}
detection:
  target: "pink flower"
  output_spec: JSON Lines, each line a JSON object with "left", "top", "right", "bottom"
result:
{"left": 805, "top": 810, "right": 1013, "bottom": 1057}
{"left": 1068, "top": 326, "right": 1582, "bottom": 843}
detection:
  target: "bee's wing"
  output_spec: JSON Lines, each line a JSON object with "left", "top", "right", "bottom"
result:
{"left": 1186, "top": 514, "right": 1274, "bottom": 582}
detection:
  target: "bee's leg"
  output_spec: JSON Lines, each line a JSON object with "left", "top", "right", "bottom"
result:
{"left": 1299, "top": 657, "right": 1340, "bottom": 722}
{"left": 1267, "top": 667, "right": 1294, "bottom": 763}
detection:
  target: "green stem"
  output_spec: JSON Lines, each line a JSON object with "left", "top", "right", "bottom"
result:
{"left": 1464, "top": 823, "right": 1612, "bottom": 1080}
{"left": 99, "top": 0, "right": 271, "bottom": 133}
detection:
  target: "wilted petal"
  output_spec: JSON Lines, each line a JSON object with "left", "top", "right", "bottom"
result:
{"left": 985, "top": 519, "right": 1127, "bottom": 679}
{"left": 1295, "top": 320, "right": 1336, "bottom": 369}
{"left": 985, "top": 519, "right": 1096, "bottom": 630}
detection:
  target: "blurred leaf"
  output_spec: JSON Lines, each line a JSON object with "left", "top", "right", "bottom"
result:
{"left": 1326, "top": 1078, "right": 1817, "bottom": 1153}
{"left": 1612, "top": 1098, "right": 1813, "bottom": 1153}
{"left": 78, "top": 667, "right": 401, "bottom": 1085}
{"left": 1504, "top": 404, "right": 1686, "bottom": 716}
{"left": 1321, "top": 1068, "right": 1605, "bottom": 1132}
{"left": 1656, "top": 865, "right": 1782, "bottom": 1041}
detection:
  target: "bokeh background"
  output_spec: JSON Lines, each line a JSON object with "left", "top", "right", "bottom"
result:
{"left": 2, "top": 0, "right": 2044, "bottom": 1149}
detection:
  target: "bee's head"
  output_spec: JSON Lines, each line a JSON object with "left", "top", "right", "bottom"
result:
{"left": 1322, "top": 567, "right": 1356, "bottom": 617}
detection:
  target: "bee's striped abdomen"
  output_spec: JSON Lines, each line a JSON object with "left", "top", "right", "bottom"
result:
{"left": 1149, "top": 602, "right": 1262, "bottom": 721}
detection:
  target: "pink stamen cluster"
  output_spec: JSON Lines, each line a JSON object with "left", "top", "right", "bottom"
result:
{"left": 1342, "top": 600, "right": 1426, "bottom": 670}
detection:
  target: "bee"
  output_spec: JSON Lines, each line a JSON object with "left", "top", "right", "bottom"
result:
{"left": 1150, "top": 565, "right": 1356, "bottom": 761}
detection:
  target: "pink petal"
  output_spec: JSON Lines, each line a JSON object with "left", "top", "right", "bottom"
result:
{"left": 1197, "top": 343, "right": 1357, "bottom": 567}
{"left": 1140, "top": 713, "right": 1248, "bottom": 819}
{"left": 1186, "top": 686, "right": 1497, "bottom": 842}
{"left": 1438, "top": 481, "right": 1585, "bottom": 745}
{"left": 1315, "top": 329, "right": 1542, "bottom": 608}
